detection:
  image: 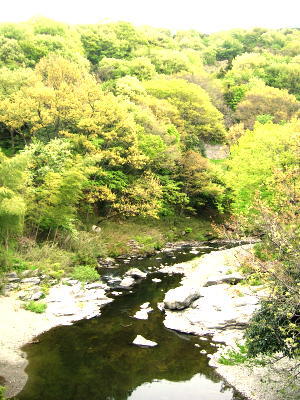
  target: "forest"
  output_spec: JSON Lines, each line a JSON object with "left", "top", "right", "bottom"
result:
{"left": 0, "top": 17, "right": 299, "bottom": 378}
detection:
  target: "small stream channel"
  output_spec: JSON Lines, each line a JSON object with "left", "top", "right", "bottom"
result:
{"left": 16, "top": 243, "right": 246, "bottom": 400}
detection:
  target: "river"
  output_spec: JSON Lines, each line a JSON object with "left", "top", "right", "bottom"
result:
{"left": 16, "top": 243, "right": 246, "bottom": 400}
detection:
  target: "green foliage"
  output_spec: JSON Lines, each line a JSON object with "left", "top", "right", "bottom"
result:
{"left": 24, "top": 301, "right": 47, "bottom": 313}
{"left": 224, "top": 121, "right": 300, "bottom": 216}
{"left": 20, "top": 243, "right": 73, "bottom": 273}
{"left": 245, "top": 297, "right": 299, "bottom": 357}
{"left": 235, "top": 84, "right": 299, "bottom": 129}
{"left": 219, "top": 343, "right": 248, "bottom": 365}
{"left": 134, "top": 235, "right": 163, "bottom": 252}
{"left": 144, "top": 78, "right": 226, "bottom": 145}
{"left": 0, "top": 385, "right": 6, "bottom": 400}
{"left": 71, "top": 265, "right": 99, "bottom": 282}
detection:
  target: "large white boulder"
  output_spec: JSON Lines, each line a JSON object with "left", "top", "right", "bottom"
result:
{"left": 164, "top": 286, "right": 202, "bottom": 310}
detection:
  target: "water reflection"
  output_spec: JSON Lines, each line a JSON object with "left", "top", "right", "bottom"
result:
{"left": 17, "top": 245, "right": 246, "bottom": 400}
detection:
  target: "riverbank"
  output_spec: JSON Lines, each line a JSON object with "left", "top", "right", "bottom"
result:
{"left": 0, "top": 281, "right": 113, "bottom": 398}
{"left": 1, "top": 242, "right": 296, "bottom": 400}
{"left": 161, "top": 244, "right": 299, "bottom": 400}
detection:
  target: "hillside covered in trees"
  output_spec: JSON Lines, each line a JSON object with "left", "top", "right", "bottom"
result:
{"left": 0, "top": 17, "right": 299, "bottom": 376}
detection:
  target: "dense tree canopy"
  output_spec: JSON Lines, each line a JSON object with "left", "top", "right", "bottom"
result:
{"left": 0, "top": 18, "right": 299, "bottom": 371}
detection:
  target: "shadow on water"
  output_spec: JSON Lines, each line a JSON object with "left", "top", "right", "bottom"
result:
{"left": 16, "top": 244, "right": 247, "bottom": 400}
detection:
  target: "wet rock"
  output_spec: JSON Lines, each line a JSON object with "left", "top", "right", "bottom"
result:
{"left": 152, "top": 278, "right": 162, "bottom": 283}
{"left": 189, "top": 249, "right": 199, "bottom": 255}
{"left": 111, "top": 291, "right": 122, "bottom": 296}
{"left": 118, "top": 276, "right": 135, "bottom": 289}
{"left": 164, "top": 286, "right": 202, "bottom": 310}
{"left": 133, "top": 307, "right": 153, "bottom": 320}
{"left": 125, "top": 268, "right": 147, "bottom": 279}
{"left": 132, "top": 335, "right": 157, "bottom": 347}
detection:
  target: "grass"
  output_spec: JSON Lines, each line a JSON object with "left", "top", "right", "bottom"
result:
{"left": 1, "top": 214, "right": 218, "bottom": 281}
{"left": 71, "top": 265, "right": 100, "bottom": 282}
{"left": 99, "top": 215, "right": 216, "bottom": 256}
{"left": 24, "top": 301, "right": 47, "bottom": 314}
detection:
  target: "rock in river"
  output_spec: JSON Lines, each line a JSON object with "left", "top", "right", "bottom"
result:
{"left": 125, "top": 268, "right": 147, "bottom": 279}
{"left": 132, "top": 335, "right": 157, "bottom": 347}
{"left": 164, "top": 286, "right": 202, "bottom": 310}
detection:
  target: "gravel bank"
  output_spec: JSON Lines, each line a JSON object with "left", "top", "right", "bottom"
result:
{"left": 0, "top": 284, "right": 112, "bottom": 398}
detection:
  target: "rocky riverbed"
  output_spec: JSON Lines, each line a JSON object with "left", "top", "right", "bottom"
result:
{"left": 0, "top": 242, "right": 296, "bottom": 400}
{"left": 160, "top": 244, "right": 298, "bottom": 400}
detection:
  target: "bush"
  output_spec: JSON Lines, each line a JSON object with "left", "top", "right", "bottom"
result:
{"left": 134, "top": 235, "right": 163, "bottom": 252}
{"left": 245, "top": 296, "right": 299, "bottom": 358}
{"left": 67, "top": 231, "right": 106, "bottom": 267}
{"left": 0, "top": 386, "right": 6, "bottom": 400}
{"left": 21, "top": 243, "right": 73, "bottom": 273}
{"left": 24, "top": 301, "right": 47, "bottom": 313}
{"left": 218, "top": 343, "right": 248, "bottom": 365}
{"left": 71, "top": 265, "right": 99, "bottom": 282}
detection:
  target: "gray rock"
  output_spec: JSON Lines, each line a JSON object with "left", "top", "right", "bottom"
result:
{"left": 164, "top": 286, "right": 202, "bottom": 310}
{"left": 4, "top": 283, "right": 19, "bottom": 291}
{"left": 125, "top": 268, "right": 147, "bottom": 279}
{"left": 85, "top": 282, "right": 108, "bottom": 290}
{"left": 81, "top": 289, "right": 108, "bottom": 301}
{"left": 6, "top": 272, "right": 18, "bottom": 279}
{"left": 132, "top": 335, "right": 157, "bottom": 347}
{"left": 20, "top": 277, "right": 41, "bottom": 285}
{"left": 118, "top": 276, "right": 135, "bottom": 289}
{"left": 30, "top": 291, "right": 44, "bottom": 301}
{"left": 7, "top": 277, "right": 20, "bottom": 283}
{"left": 204, "top": 273, "right": 244, "bottom": 287}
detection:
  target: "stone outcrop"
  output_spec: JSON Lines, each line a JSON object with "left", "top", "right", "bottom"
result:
{"left": 163, "top": 286, "right": 202, "bottom": 310}
{"left": 162, "top": 244, "right": 266, "bottom": 345}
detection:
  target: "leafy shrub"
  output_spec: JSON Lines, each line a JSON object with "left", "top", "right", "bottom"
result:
{"left": 67, "top": 231, "right": 106, "bottom": 267}
{"left": 218, "top": 343, "right": 248, "bottom": 365}
{"left": 0, "top": 386, "right": 6, "bottom": 400}
{"left": 245, "top": 297, "right": 299, "bottom": 358}
{"left": 134, "top": 235, "right": 162, "bottom": 252}
{"left": 71, "top": 265, "right": 99, "bottom": 282}
{"left": 21, "top": 243, "right": 73, "bottom": 273}
{"left": 24, "top": 301, "right": 47, "bottom": 313}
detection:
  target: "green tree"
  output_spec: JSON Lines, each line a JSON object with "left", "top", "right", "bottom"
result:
{"left": 144, "top": 78, "right": 225, "bottom": 147}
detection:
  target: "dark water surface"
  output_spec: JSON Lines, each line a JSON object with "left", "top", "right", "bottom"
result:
{"left": 17, "top": 244, "right": 246, "bottom": 400}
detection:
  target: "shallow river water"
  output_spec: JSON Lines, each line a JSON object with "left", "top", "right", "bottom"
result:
{"left": 16, "top": 244, "right": 246, "bottom": 400}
